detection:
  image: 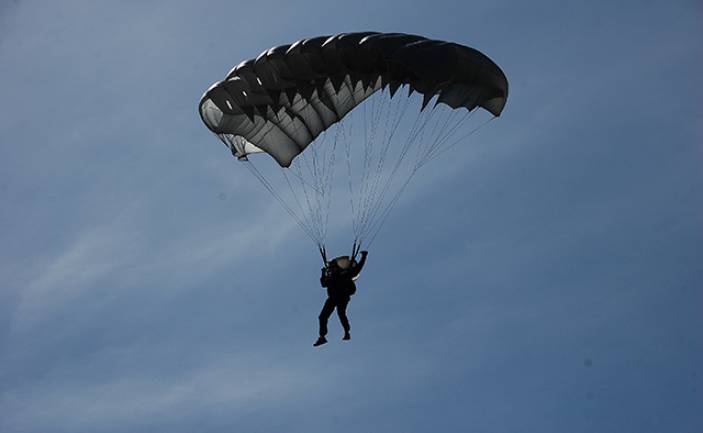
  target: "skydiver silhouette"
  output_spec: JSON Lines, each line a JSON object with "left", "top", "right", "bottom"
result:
{"left": 313, "top": 250, "right": 368, "bottom": 347}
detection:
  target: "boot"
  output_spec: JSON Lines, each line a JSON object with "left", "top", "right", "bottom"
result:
{"left": 313, "top": 336, "right": 327, "bottom": 347}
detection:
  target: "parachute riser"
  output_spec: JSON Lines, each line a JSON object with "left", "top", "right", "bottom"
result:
{"left": 351, "top": 240, "right": 362, "bottom": 261}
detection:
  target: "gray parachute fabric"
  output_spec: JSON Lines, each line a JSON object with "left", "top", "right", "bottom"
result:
{"left": 199, "top": 32, "right": 508, "bottom": 167}
{"left": 199, "top": 32, "right": 508, "bottom": 254}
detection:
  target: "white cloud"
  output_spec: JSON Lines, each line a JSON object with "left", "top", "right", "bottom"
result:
{"left": 12, "top": 225, "right": 137, "bottom": 332}
{"left": 10, "top": 193, "right": 299, "bottom": 333}
{"left": 1, "top": 352, "right": 319, "bottom": 431}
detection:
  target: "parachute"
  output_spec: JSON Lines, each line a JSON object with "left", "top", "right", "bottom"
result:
{"left": 199, "top": 32, "right": 508, "bottom": 260}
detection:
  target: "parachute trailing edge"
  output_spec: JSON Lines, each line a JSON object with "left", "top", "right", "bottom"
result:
{"left": 199, "top": 32, "right": 508, "bottom": 167}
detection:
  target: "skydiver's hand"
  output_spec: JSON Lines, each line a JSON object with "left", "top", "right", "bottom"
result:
{"left": 361, "top": 250, "right": 368, "bottom": 257}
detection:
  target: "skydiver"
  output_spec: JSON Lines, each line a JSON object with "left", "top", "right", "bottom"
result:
{"left": 313, "top": 250, "right": 368, "bottom": 347}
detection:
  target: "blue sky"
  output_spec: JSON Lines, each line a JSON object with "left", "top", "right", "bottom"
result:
{"left": 1, "top": 0, "right": 702, "bottom": 432}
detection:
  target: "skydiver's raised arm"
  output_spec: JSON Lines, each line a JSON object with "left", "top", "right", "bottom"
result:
{"left": 350, "top": 251, "right": 368, "bottom": 279}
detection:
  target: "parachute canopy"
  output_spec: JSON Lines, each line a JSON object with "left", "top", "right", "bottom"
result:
{"left": 199, "top": 32, "right": 508, "bottom": 255}
{"left": 199, "top": 32, "right": 508, "bottom": 167}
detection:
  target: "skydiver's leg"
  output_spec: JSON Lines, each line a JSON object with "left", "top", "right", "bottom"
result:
{"left": 336, "top": 297, "right": 351, "bottom": 338}
{"left": 318, "top": 297, "right": 336, "bottom": 337}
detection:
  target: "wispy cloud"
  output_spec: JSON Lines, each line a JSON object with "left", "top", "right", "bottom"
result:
{"left": 1, "top": 352, "right": 320, "bottom": 432}
{"left": 10, "top": 191, "right": 298, "bottom": 333}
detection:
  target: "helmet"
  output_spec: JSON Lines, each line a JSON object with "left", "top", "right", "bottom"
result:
{"left": 333, "top": 256, "right": 352, "bottom": 270}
